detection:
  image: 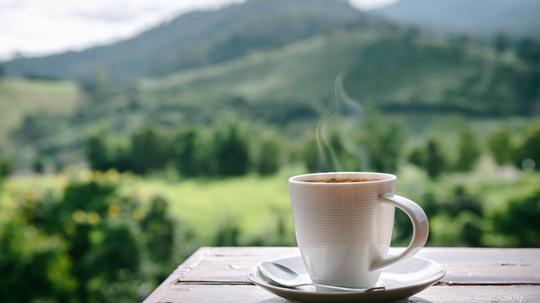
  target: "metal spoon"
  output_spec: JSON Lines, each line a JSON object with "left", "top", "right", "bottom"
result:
{"left": 259, "top": 261, "right": 385, "bottom": 292}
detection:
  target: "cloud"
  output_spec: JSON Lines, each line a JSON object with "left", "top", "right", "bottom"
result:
{"left": 0, "top": 0, "right": 397, "bottom": 60}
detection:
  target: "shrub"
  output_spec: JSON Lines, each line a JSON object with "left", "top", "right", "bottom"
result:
{"left": 362, "top": 111, "right": 404, "bottom": 173}
{"left": 171, "top": 128, "right": 199, "bottom": 177}
{"left": 514, "top": 122, "right": 540, "bottom": 171}
{"left": 454, "top": 128, "right": 481, "bottom": 172}
{"left": 408, "top": 138, "right": 447, "bottom": 179}
{"left": 492, "top": 190, "right": 540, "bottom": 247}
{"left": 1, "top": 174, "right": 178, "bottom": 302}
{"left": 254, "top": 135, "right": 282, "bottom": 176}
{"left": 488, "top": 128, "right": 514, "bottom": 165}
{"left": 213, "top": 124, "right": 250, "bottom": 176}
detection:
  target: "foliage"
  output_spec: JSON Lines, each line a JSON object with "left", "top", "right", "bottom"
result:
{"left": 454, "top": 128, "right": 481, "bottom": 172}
{"left": 362, "top": 110, "right": 404, "bottom": 173}
{"left": 213, "top": 124, "right": 250, "bottom": 176}
{"left": 514, "top": 121, "right": 540, "bottom": 171}
{"left": 408, "top": 138, "right": 447, "bottom": 179}
{"left": 516, "top": 38, "right": 540, "bottom": 65}
{"left": 254, "top": 135, "right": 282, "bottom": 176}
{"left": 488, "top": 128, "right": 514, "bottom": 165}
{"left": 213, "top": 219, "right": 241, "bottom": 246}
{"left": 0, "top": 219, "right": 75, "bottom": 302}
{"left": 0, "top": 173, "right": 177, "bottom": 302}
{"left": 129, "top": 128, "right": 169, "bottom": 174}
{"left": 171, "top": 128, "right": 199, "bottom": 177}
{"left": 141, "top": 196, "right": 176, "bottom": 267}
{"left": 0, "top": 158, "right": 11, "bottom": 181}
{"left": 302, "top": 139, "right": 319, "bottom": 172}
{"left": 492, "top": 189, "right": 540, "bottom": 246}
{"left": 393, "top": 186, "right": 485, "bottom": 246}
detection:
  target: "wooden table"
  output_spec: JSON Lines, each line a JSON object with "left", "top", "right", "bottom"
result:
{"left": 144, "top": 247, "right": 540, "bottom": 302}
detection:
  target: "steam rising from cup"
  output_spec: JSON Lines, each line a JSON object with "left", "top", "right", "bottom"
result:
{"left": 315, "top": 72, "right": 365, "bottom": 172}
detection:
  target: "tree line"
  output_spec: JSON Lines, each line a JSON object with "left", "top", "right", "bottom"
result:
{"left": 86, "top": 124, "right": 283, "bottom": 177}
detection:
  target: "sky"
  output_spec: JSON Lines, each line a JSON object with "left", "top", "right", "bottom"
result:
{"left": 0, "top": 0, "right": 399, "bottom": 60}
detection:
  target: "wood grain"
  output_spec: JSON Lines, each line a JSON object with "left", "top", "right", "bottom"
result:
{"left": 143, "top": 247, "right": 540, "bottom": 303}
{"left": 152, "top": 285, "right": 540, "bottom": 303}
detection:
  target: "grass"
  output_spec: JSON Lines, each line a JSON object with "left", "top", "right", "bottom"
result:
{"left": 0, "top": 79, "right": 80, "bottom": 143}
{"left": 2, "top": 161, "right": 539, "bottom": 245}
{"left": 132, "top": 168, "right": 301, "bottom": 242}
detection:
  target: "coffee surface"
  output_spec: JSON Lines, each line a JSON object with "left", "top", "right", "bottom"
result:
{"left": 304, "top": 177, "right": 373, "bottom": 183}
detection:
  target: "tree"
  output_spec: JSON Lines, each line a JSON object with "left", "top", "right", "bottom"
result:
{"left": 0, "top": 157, "right": 12, "bottom": 182}
{"left": 141, "top": 196, "right": 175, "bottom": 266}
{"left": 516, "top": 38, "right": 540, "bottom": 65}
{"left": 514, "top": 122, "right": 540, "bottom": 171}
{"left": 458, "top": 213, "right": 483, "bottom": 247}
{"left": 172, "top": 128, "right": 199, "bottom": 177}
{"left": 93, "top": 220, "right": 141, "bottom": 281}
{"left": 129, "top": 128, "right": 169, "bottom": 174}
{"left": 494, "top": 33, "right": 509, "bottom": 54}
{"left": 488, "top": 128, "right": 514, "bottom": 165}
{"left": 446, "top": 185, "right": 483, "bottom": 217}
{"left": 32, "top": 158, "right": 46, "bottom": 174}
{"left": 1, "top": 173, "right": 178, "bottom": 302}
{"left": 493, "top": 190, "right": 540, "bottom": 247}
{"left": 363, "top": 110, "right": 404, "bottom": 173}
{"left": 0, "top": 219, "right": 75, "bottom": 302}
{"left": 302, "top": 139, "right": 319, "bottom": 172}
{"left": 408, "top": 139, "right": 447, "bottom": 179}
{"left": 425, "top": 139, "right": 447, "bottom": 179}
{"left": 87, "top": 130, "right": 111, "bottom": 171}
{"left": 454, "top": 128, "right": 481, "bottom": 172}
{"left": 213, "top": 124, "right": 250, "bottom": 176}
{"left": 408, "top": 147, "right": 425, "bottom": 168}
{"left": 254, "top": 135, "right": 281, "bottom": 176}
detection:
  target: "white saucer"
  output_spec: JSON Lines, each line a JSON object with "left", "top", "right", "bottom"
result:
{"left": 248, "top": 256, "right": 446, "bottom": 302}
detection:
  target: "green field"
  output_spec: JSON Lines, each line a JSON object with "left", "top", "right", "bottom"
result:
{"left": 0, "top": 79, "right": 80, "bottom": 144}
{"left": 3, "top": 160, "right": 538, "bottom": 245}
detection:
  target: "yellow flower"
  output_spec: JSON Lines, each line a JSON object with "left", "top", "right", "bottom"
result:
{"left": 72, "top": 210, "right": 86, "bottom": 223}
{"left": 132, "top": 209, "right": 145, "bottom": 221}
{"left": 81, "top": 170, "right": 93, "bottom": 182}
{"left": 105, "top": 169, "right": 119, "bottom": 182}
{"left": 108, "top": 204, "right": 121, "bottom": 218}
{"left": 87, "top": 212, "right": 101, "bottom": 225}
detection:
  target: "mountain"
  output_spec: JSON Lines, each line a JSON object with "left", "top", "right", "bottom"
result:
{"left": 3, "top": 0, "right": 386, "bottom": 82}
{"left": 3, "top": 0, "right": 539, "bottom": 168}
{"left": 378, "top": 0, "right": 540, "bottom": 37}
{"left": 9, "top": 24, "right": 537, "bottom": 167}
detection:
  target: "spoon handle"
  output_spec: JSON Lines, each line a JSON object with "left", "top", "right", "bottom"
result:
{"left": 296, "top": 283, "right": 385, "bottom": 292}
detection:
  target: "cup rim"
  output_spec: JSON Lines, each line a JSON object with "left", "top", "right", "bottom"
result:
{"left": 289, "top": 172, "right": 397, "bottom": 185}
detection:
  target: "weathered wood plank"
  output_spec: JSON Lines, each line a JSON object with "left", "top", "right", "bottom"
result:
{"left": 173, "top": 247, "right": 540, "bottom": 284}
{"left": 145, "top": 247, "right": 540, "bottom": 303}
{"left": 143, "top": 248, "right": 209, "bottom": 303}
{"left": 154, "top": 285, "right": 540, "bottom": 303}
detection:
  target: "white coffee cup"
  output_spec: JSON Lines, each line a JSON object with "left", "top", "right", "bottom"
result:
{"left": 289, "top": 172, "right": 429, "bottom": 288}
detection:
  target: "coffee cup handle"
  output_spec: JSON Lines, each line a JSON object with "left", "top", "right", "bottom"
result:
{"left": 370, "top": 193, "right": 429, "bottom": 271}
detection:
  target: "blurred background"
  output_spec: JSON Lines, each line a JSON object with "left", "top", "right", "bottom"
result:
{"left": 1, "top": 0, "right": 539, "bottom": 301}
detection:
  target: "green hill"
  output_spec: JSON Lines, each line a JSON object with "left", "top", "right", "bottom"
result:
{"left": 3, "top": 0, "right": 384, "bottom": 82}
{"left": 2, "top": 1, "right": 539, "bottom": 169}
{"left": 0, "top": 79, "right": 80, "bottom": 146}
{"left": 136, "top": 28, "right": 533, "bottom": 121}
{"left": 9, "top": 27, "right": 537, "bottom": 164}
